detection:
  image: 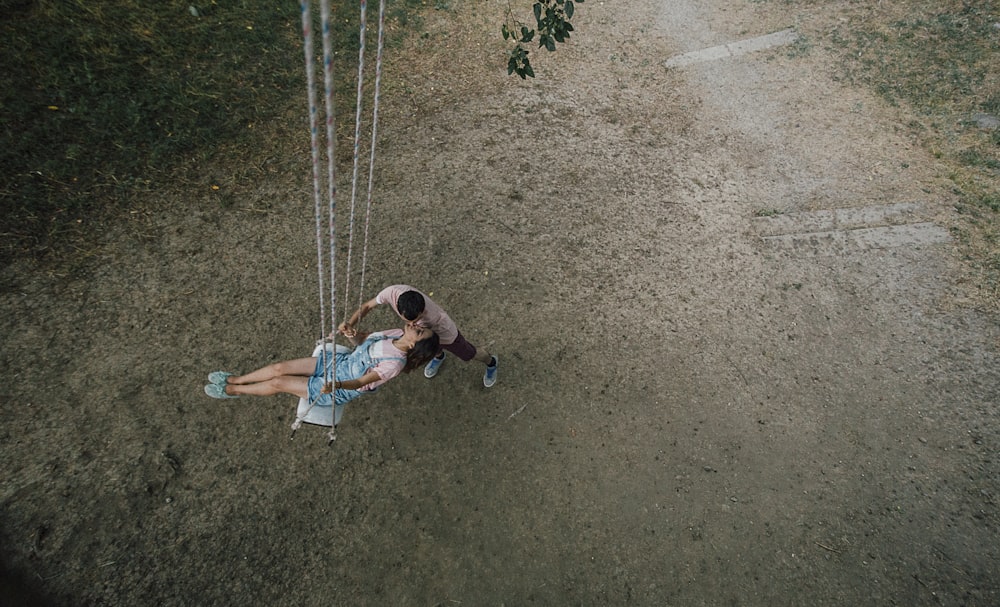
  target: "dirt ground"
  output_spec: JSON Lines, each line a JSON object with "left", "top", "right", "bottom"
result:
{"left": 2, "top": 0, "right": 999, "bottom": 605}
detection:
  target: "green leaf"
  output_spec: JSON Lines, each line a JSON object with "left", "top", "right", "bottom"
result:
{"left": 505, "top": 0, "right": 581, "bottom": 78}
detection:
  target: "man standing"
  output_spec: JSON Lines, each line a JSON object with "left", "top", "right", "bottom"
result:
{"left": 338, "top": 284, "right": 498, "bottom": 387}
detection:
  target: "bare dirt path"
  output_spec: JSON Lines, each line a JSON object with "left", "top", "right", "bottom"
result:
{"left": 2, "top": 0, "right": 998, "bottom": 605}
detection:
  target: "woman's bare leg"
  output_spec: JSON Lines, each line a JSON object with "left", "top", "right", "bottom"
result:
{"left": 225, "top": 375, "right": 310, "bottom": 399}
{"left": 228, "top": 358, "right": 317, "bottom": 385}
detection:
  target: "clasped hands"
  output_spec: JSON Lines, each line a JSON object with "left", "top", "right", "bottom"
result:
{"left": 333, "top": 321, "right": 368, "bottom": 346}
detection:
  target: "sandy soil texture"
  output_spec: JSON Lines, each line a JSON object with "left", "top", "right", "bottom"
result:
{"left": 2, "top": 0, "right": 998, "bottom": 605}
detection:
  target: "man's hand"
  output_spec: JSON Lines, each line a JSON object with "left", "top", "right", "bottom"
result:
{"left": 338, "top": 321, "right": 356, "bottom": 338}
{"left": 338, "top": 322, "right": 367, "bottom": 346}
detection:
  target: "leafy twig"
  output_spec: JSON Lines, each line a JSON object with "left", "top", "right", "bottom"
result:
{"left": 503, "top": 0, "right": 583, "bottom": 79}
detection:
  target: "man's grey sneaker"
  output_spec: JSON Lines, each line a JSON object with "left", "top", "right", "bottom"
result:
{"left": 483, "top": 356, "right": 498, "bottom": 388}
{"left": 424, "top": 353, "right": 445, "bottom": 379}
{"left": 208, "top": 371, "right": 233, "bottom": 386}
{"left": 204, "top": 383, "right": 239, "bottom": 399}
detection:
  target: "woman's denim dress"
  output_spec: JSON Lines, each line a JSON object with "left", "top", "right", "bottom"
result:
{"left": 298, "top": 333, "right": 406, "bottom": 426}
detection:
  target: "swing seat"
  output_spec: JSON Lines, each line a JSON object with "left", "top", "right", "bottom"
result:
{"left": 295, "top": 342, "right": 351, "bottom": 427}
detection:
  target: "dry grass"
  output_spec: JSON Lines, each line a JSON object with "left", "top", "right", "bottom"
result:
{"left": 4, "top": 0, "right": 997, "bottom": 303}
{"left": 819, "top": 0, "right": 1000, "bottom": 302}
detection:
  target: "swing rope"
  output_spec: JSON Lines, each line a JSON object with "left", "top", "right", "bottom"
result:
{"left": 341, "top": 0, "right": 368, "bottom": 320}
{"left": 298, "top": 0, "right": 331, "bottom": 370}
{"left": 320, "top": 0, "right": 339, "bottom": 444}
{"left": 321, "top": 0, "right": 338, "bottom": 368}
{"left": 292, "top": 0, "right": 338, "bottom": 439}
{"left": 356, "top": 0, "right": 387, "bottom": 311}
{"left": 292, "top": 0, "right": 387, "bottom": 440}
{"left": 343, "top": 0, "right": 387, "bottom": 316}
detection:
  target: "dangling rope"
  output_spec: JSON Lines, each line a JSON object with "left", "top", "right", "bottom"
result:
{"left": 293, "top": 0, "right": 338, "bottom": 442}
{"left": 343, "top": 0, "right": 387, "bottom": 316}
{"left": 298, "top": 0, "right": 330, "bottom": 362}
{"left": 292, "top": 0, "right": 387, "bottom": 442}
{"left": 356, "top": 0, "right": 387, "bottom": 311}
{"left": 341, "top": 0, "right": 368, "bottom": 319}
{"left": 319, "top": 0, "right": 339, "bottom": 444}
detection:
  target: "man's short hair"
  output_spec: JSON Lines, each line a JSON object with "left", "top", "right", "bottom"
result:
{"left": 397, "top": 290, "right": 425, "bottom": 321}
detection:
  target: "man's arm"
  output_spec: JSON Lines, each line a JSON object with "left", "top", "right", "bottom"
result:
{"left": 338, "top": 297, "right": 379, "bottom": 337}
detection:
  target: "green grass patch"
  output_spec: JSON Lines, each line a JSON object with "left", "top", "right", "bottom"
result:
{"left": 847, "top": 9, "right": 995, "bottom": 113}
{"left": 820, "top": 0, "right": 1000, "bottom": 306}
{"left": 0, "top": 0, "right": 422, "bottom": 263}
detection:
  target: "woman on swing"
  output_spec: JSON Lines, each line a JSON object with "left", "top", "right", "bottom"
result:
{"left": 204, "top": 323, "right": 439, "bottom": 410}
